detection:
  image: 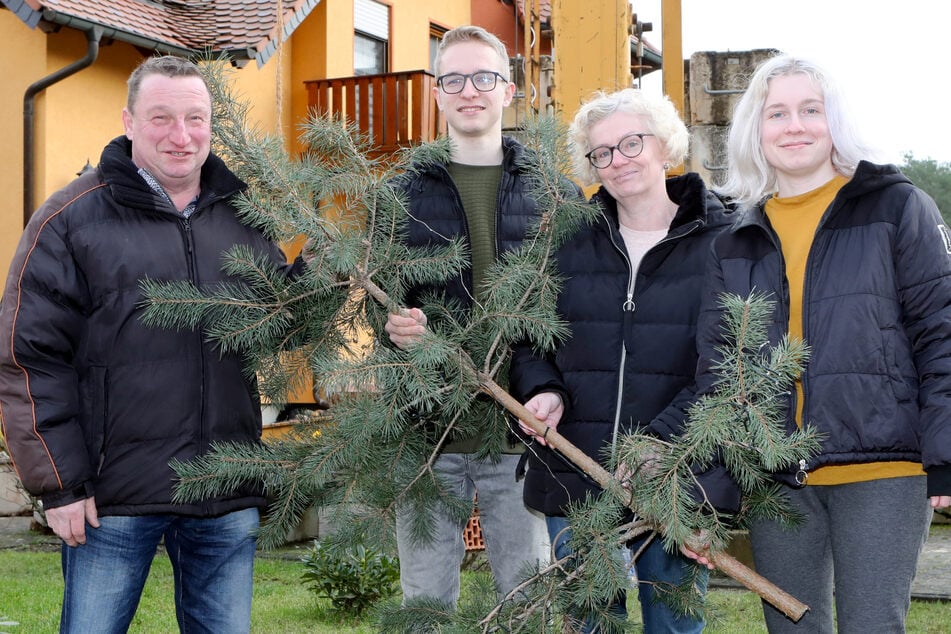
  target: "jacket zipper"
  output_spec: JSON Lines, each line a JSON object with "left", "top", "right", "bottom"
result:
{"left": 610, "top": 255, "right": 632, "bottom": 460}
{"left": 605, "top": 217, "right": 701, "bottom": 460}
{"left": 181, "top": 215, "right": 209, "bottom": 507}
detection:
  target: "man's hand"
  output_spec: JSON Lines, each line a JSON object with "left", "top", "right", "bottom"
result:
{"left": 385, "top": 308, "right": 427, "bottom": 349}
{"left": 520, "top": 392, "right": 564, "bottom": 446}
{"left": 46, "top": 497, "right": 100, "bottom": 547}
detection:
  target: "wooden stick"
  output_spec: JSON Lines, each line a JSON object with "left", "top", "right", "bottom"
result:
{"left": 368, "top": 278, "right": 808, "bottom": 621}
{"left": 481, "top": 374, "right": 809, "bottom": 623}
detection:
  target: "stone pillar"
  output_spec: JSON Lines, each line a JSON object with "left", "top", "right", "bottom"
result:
{"left": 685, "top": 49, "right": 778, "bottom": 187}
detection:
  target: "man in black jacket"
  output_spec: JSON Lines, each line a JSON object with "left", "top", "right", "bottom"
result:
{"left": 0, "top": 56, "right": 293, "bottom": 633}
{"left": 383, "top": 25, "right": 548, "bottom": 609}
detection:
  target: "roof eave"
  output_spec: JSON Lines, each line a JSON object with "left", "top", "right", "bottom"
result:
{"left": 4, "top": 0, "right": 323, "bottom": 67}
{"left": 51, "top": 9, "right": 268, "bottom": 62}
{"left": 253, "top": 0, "right": 322, "bottom": 67}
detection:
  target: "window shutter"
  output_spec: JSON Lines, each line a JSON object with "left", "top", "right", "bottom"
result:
{"left": 354, "top": 0, "right": 388, "bottom": 40}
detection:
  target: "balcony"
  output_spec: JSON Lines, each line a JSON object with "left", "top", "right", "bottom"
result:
{"left": 305, "top": 70, "right": 444, "bottom": 157}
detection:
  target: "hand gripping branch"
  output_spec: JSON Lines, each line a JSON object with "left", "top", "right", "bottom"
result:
{"left": 360, "top": 278, "right": 809, "bottom": 623}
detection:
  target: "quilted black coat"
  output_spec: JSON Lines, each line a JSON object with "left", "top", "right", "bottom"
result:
{"left": 695, "top": 161, "right": 951, "bottom": 496}
{"left": 0, "top": 136, "right": 293, "bottom": 516}
{"left": 510, "top": 172, "right": 736, "bottom": 514}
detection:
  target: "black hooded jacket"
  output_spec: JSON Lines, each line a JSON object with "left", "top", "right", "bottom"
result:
{"left": 695, "top": 161, "right": 951, "bottom": 496}
{"left": 510, "top": 172, "right": 737, "bottom": 514}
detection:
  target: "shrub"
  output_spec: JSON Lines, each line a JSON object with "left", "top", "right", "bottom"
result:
{"left": 300, "top": 540, "right": 400, "bottom": 616}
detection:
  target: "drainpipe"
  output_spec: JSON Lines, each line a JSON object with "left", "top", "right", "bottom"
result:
{"left": 23, "top": 26, "right": 103, "bottom": 227}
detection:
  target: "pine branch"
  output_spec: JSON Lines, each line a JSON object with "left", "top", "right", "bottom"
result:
{"left": 140, "top": 61, "right": 818, "bottom": 626}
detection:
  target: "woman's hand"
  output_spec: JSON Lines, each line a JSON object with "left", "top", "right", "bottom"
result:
{"left": 520, "top": 392, "right": 564, "bottom": 446}
{"left": 681, "top": 529, "right": 716, "bottom": 570}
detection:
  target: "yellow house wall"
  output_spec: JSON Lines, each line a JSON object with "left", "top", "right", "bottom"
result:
{"left": 287, "top": 0, "right": 353, "bottom": 156}
{"left": 389, "top": 2, "right": 470, "bottom": 72}
{"left": 0, "top": 0, "right": 472, "bottom": 283}
{"left": 40, "top": 33, "right": 140, "bottom": 202}
{"left": 0, "top": 11, "right": 44, "bottom": 283}
{"left": 233, "top": 51, "right": 290, "bottom": 138}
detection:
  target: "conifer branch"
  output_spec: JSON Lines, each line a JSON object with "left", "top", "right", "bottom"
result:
{"left": 140, "top": 61, "right": 818, "bottom": 627}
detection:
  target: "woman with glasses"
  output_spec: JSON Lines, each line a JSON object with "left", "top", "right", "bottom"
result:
{"left": 698, "top": 54, "right": 951, "bottom": 633}
{"left": 510, "top": 87, "right": 737, "bottom": 632}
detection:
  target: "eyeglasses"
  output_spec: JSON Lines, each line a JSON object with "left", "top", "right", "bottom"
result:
{"left": 585, "top": 133, "right": 655, "bottom": 169}
{"left": 437, "top": 71, "right": 506, "bottom": 94}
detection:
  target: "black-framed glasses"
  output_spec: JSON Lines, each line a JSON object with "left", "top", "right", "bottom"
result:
{"left": 585, "top": 133, "right": 655, "bottom": 169}
{"left": 437, "top": 71, "right": 506, "bottom": 94}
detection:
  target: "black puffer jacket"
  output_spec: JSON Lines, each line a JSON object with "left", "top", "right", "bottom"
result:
{"left": 394, "top": 136, "right": 541, "bottom": 312}
{"left": 0, "top": 136, "right": 291, "bottom": 516}
{"left": 695, "top": 161, "right": 951, "bottom": 496}
{"left": 510, "top": 173, "right": 736, "bottom": 514}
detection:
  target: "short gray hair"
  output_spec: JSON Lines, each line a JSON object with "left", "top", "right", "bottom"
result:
{"left": 569, "top": 88, "right": 689, "bottom": 186}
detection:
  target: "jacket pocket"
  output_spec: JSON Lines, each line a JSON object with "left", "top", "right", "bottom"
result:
{"left": 80, "top": 365, "right": 108, "bottom": 475}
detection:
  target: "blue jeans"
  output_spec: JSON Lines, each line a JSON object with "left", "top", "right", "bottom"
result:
{"left": 547, "top": 515, "right": 707, "bottom": 633}
{"left": 396, "top": 452, "right": 548, "bottom": 607}
{"left": 59, "top": 508, "right": 259, "bottom": 634}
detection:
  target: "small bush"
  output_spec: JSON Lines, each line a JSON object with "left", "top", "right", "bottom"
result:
{"left": 301, "top": 540, "right": 400, "bottom": 616}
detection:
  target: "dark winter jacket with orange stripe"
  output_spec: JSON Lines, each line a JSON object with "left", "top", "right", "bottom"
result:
{"left": 0, "top": 136, "right": 289, "bottom": 516}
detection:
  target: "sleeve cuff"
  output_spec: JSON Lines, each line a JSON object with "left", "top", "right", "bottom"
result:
{"left": 926, "top": 464, "right": 951, "bottom": 497}
{"left": 41, "top": 482, "right": 93, "bottom": 510}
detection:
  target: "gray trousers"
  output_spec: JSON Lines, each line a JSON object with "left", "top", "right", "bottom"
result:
{"left": 395, "top": 452, "right": 549, "bottom": 608}
{"left": 750, "top": 476, "right": 931, "bottom": 633}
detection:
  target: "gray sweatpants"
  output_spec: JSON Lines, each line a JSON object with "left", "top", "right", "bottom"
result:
{"left": 750, "top": 475, "right": 932, "bottom": 633}
{"left": 395, "top": 452, "right": 549, "bottom": 608}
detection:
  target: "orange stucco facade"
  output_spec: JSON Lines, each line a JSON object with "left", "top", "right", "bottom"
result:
{"left": 0, "top": 0, "right": 470, "bottom": 283}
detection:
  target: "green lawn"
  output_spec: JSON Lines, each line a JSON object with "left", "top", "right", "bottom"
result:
{"left": 0, "top": 545, "right": 948, "bottom": 632}
{"left": 0, "top": 546, "right": 375, "bottom": 633}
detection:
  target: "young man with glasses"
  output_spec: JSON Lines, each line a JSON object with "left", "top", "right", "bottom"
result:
{"left": 383, "top": 25, "right": 549, "bottom": 610}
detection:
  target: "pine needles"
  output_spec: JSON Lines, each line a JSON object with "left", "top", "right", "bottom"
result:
{"left": 137, "top": 60, "right": 820, "bottom": 630}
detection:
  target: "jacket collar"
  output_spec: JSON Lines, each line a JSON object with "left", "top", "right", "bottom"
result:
{"left": 591, "top": 172, "right": 725, "bottom": 233}
{"left": 98, "top": 136, "right": 246, "bottom": 213}
{"left": 729, "top": 160, "right": 910, "bottom": 235}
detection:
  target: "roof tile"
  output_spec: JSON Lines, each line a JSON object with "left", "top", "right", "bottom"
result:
{"left": 6, "top": 0, "right": 320, "bottom": 64}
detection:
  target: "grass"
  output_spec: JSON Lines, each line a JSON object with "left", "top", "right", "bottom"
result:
{"left": 0, "top": 544, "right": 376, "bottom": 633}
{"left": 1, "top": 542, "right": 949, "bottom": 632}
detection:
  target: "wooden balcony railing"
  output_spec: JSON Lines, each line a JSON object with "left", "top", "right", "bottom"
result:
{"left": 305, "top": 69, "right": 444, "bottom": 156}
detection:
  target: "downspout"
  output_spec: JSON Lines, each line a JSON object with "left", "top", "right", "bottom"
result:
{"left": 23, "top": 26, "right": 103, "bottom": 227}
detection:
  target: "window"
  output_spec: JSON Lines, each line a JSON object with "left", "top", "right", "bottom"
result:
{"left": 355, "top": 32, "right": 387, "bottom": 75}
{"left": 354, "top": 0, "right": 389, "bottom": 76}
{"left": 429, "top": 24, "right": 447, "bottom": 73}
